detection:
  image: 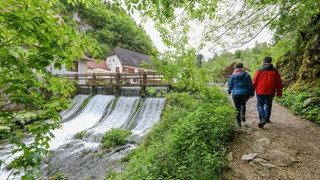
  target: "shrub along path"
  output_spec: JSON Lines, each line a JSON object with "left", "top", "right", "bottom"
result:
{"left": 226, "top": 96, "right": 320, "bottom": 179}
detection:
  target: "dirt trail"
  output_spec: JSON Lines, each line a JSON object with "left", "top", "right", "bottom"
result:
{"left": 227, "top": 97, "right": 320, "bottom": 180}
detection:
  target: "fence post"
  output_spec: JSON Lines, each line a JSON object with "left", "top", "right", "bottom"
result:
{"left": 141, "top": 72, "right": 147, "bottom": 98}
{"left": 115, "top": 73, "right": 121, "bottom": 97}
{"left": 74, "top": 74, "right": 79, "bottom": 94}
{"left": 92, "top": 73, "right": 97, "bottom": 95}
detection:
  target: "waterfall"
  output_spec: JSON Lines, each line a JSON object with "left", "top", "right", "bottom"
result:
{"left": 124, "top": 98, "right": 166, "bottom": 137}
{"left": 49, "top": 95, "right": 114, "bottom": 150}
{"left": 59, "top": 94, "right": 89, "bottom": 121}
{"left": 88, "top": 97, "right": 140, "bottom": 136}
{"left": 0, "top": 90, "right": 166, "bottom": 179}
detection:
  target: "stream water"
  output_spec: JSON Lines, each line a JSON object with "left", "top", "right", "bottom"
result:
{"left": 0, "top": 87, "right": 166, "bottom": 179}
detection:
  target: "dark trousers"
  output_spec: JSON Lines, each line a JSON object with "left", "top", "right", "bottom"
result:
{"left": 256, "top": 95, "right": 274, "bottom": 121}
{"left": 232, "top": 95, "right": 250, "bottom": 122}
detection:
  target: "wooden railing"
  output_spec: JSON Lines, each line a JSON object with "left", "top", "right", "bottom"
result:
{"left": 58, "top": 72, "right": 169, "bottom": 97}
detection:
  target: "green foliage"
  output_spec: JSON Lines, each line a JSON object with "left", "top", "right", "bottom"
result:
{"left": 57, "top": 1, "right": 155, "bottom": 56}
{"left": 132, "top": 99, "right": 141, "bottom": 116}
{"left": 101, "top": 128, "right": 132, "bottom": 150}
{"left": 74, "top": 131, "right": 89, "bottom": 139}
{"left": 146, "top": 87, "right": 156, "bottom": 97}
{"left": 152, "top": 48, "right": 211, "bottom": 93}
{"left": 13, "top": 111, "right": 41, "bottom": 125}
{"left": 277, "top": 90, "right": 320, "bottom": 124}
{"left": 202, "top": 42, "right": 269, "bottom": 83}
{"left": 48, "top": 172, "right": 68, "bottom": 180}
{"left": 0, "top": 0, "right": 101, "bottom": 178}
{"left": 80, "top": 95, "right": 92, "bottom": 109}
{"left": 113, "top": 87, "right": 236, "bottom": 179}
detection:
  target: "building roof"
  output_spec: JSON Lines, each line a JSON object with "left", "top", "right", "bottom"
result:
{"left": 220, "top": 62, "right": 251, "bottom": 78}
{"left": 84, "top": 55, "right": 109, "bottom": 71}
{"left": 108, "top": 46, "right": 151, "bottom": 68}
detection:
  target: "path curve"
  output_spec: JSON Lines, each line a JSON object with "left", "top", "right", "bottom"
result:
{"left": 227, "top": 97, "right": 320, "bottom": 180}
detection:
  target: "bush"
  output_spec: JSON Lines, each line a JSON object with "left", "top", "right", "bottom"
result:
{"left": 101, "top": 128, "right": 131, "bottom": 150}
{"left": 113, "top": 87, "right": 236, "bottom": 179}
{"left": 277, "top": 90, "right": 320, "bottom": 124}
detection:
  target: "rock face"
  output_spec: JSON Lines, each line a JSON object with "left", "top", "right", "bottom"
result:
{"left": 303, "top": 97, "right": 320, "bottom": 107}
{"left": 276, "top": 14, "right": 320, "bottom": 91}
{"left": 72, "top": 12, "right": 93, "bottom": 33}
{"left": 42, "top": 141, "right": 136, "bottom": 179}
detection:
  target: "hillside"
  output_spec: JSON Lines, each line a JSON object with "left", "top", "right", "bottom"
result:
{"left": 56, "top": 0, "right": 155, "bottom": 57}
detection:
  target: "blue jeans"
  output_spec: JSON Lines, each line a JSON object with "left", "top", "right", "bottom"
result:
{"left": 232, "top": 95, "right": 250, "bottom": 123}
{"left": 256, "top": 95, "right": 274, "bottom": 121}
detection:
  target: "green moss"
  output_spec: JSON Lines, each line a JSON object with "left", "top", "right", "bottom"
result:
{"left": 49, "top": 172, "right": 68, "bottom": 180}
{"left": 132, "top": 99, "right": 141, "bottom": 116}
{"left": 80, "top": 96, "right": 92, "bottom": 109}
{"left": 74, "top": 131, "right": 90, "bottom": 139}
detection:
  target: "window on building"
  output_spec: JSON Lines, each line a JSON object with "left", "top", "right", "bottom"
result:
{"left": 128, "top": 68, "right": 134, "bottom": 73}
{"left": 67, "top": 61, "right": 78, "bottom": 72}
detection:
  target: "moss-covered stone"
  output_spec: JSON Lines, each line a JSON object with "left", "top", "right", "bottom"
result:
{"left": 276, "top": 13, "right": 320, "bottom": 92}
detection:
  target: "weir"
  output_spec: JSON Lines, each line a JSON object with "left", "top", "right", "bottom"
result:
{"left": 0, "top": 87, "right": 166, "bottom": 179}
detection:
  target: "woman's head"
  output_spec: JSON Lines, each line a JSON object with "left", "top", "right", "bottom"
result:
{"left": 234, "top": 62, "right": 244, "bottom": 69}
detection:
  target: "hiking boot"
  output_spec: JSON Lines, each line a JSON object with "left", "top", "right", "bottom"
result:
{"left": 265, "top": 119, "right": 271, "bottom": 123}
{"left": 258, "top": 120, "right": 267, "bottom": 128}
{"left": 241, "top": 116, "right": 246, "bottom": 122}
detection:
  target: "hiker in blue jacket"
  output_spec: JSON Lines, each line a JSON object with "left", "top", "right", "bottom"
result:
{"left": 228, "top": 62, "right": 255, "bottom": 127}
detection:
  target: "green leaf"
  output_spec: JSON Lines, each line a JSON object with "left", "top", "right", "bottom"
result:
{"left": 0, "top": 16, "right": 5, "bottom": 22}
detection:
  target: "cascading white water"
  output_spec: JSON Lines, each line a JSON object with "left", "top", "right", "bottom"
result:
{"left": 88, "top": 97, "right": 140, "bottom": 135}
{"left": 121, "top": 87, "right": 141, "bottom": 97}
{"left": 0, "top": 91, "right": 167, "bottom": 179}
{"left": 125, "top": 98, "right": 166, "bottom": 136}
{"left": 59, "top": 94, "right": 89, "bottom": 121}
{"left": 49, "top": 95, "right": 114, "bottom": 150}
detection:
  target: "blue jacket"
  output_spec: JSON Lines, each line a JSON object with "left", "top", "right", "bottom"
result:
{"left": 228, "top": 71, "right": 254, "bottom": 96}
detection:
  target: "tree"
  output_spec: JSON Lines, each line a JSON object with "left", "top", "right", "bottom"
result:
{"left": 0, "top": 0, "right": 100, "bottom": 178}
{"left": 58, "top": 1, "right": 155, "bottom": 56}
{"left": 120, "top": 0, "right": 320, "bottom": 53}
{"left": 116, "top": 0, "right": 320, "bottom": 94}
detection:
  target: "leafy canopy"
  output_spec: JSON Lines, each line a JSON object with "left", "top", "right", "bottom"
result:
{"left": 120, "top": 0, "right": 320, "bottom": 53}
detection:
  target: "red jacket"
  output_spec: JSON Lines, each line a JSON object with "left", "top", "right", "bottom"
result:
{"left": 253, "top": 63, "right": 283, "bottom": 97}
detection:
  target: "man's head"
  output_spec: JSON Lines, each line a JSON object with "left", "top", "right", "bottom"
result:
{"left": 234, "top": 62, "right": 244, "bottom": 69}
{"left": 263, "top": 56, "right": 272, "bottom": 64}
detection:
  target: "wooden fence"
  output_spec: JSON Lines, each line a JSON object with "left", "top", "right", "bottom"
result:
{"left": 58, "top": 72, "right": 169, "bottom": 97}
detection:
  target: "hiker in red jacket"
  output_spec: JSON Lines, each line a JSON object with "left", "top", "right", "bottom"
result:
{"left": 253, "top": 56, "right": 283, "bottom": 128}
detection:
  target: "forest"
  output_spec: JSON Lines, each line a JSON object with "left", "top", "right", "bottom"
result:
{"left": 0, "top": 0, "right": 319, "bottom": 179}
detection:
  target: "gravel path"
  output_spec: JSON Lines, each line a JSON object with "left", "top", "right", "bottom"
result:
{"left": 226, "top": 97, "right": 320, "bottom": 180}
